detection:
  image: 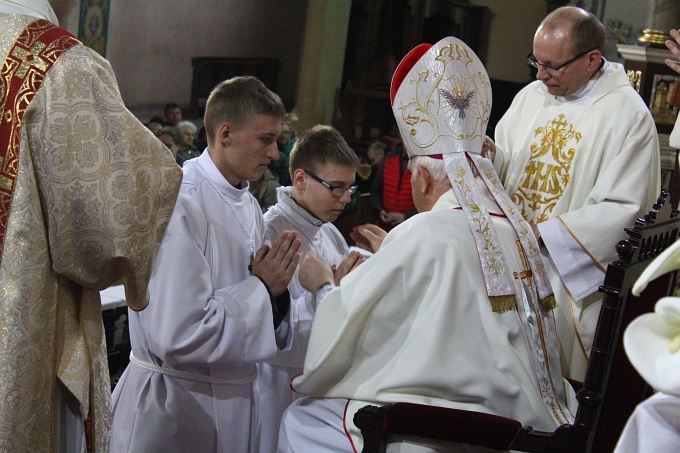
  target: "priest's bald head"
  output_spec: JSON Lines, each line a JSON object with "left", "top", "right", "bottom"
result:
{"left": 531, "top": 6, "right": 605, "bottom": 97}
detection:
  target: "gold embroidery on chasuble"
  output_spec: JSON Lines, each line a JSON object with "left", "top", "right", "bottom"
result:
{"left": 0, "top": 20, "right": 78, "bottom": 262}
{"left": 512, "top": 113, "right": 579, "bottom": 223}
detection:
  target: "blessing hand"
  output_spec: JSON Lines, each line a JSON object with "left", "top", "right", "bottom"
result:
{"left": 481, "top": 135, "right": 496, "bottom": 162}
{"left": 666, "top": 29, "right": 680, "bottom": 74}
{"left": 350, "top": 224, "right": 387, "bottom": 253}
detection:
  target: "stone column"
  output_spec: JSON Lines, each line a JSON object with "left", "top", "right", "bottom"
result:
{"left": 293, "top": 1, "right": 352, "bottom": 132}
{"left": 638, "top": 0, "right": 680, "bottom": 46}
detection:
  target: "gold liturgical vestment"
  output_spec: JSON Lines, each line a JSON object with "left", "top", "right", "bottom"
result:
{"left": 0, "top": 16, "right": 182, "bottom": 451}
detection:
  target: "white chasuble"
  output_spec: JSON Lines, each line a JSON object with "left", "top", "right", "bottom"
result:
{"left": 257, "top": 186, "right": 350, "bottom": 453}
{"left": 495, "top": 61, "right": 660, "bottom": 379}
{"left": 285, "top": 189, "right": 574, "bottom": 453}
{"left": 0, "top": 10, "right": 182, "bottom": 452}
{"left": 110, "top": 151, "right": 280, "bottom": 453}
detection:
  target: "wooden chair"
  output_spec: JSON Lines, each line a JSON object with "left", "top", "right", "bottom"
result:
{"left": 354, "top": 191, "right": 680, "bottom": 452}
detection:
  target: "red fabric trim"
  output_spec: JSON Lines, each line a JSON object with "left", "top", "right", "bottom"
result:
{"left": 343, "top": 399, "right": 359, "bottom": 453}
{"left": 391, "top": 43, "right": 432, "bottom": 103}
{"left": 0, "top": 19, "right": 78, "bottom": 263}
{"left": 288, "top": 372, "right": 307, "bottom": 394}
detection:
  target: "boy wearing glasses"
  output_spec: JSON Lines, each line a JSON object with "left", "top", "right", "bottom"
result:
{"left": 256, "top": 125, "right": 364, "bottom": 453}
{"left": 488, "top": 6, "right": 660, "bottom": 382}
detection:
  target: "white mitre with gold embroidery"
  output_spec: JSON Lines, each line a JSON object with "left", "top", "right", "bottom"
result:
{"left": 391, "top": 37, "right": 555, "bottom": 313}
{"left": 390, "top": 39, "right": 490, "bottom": 156}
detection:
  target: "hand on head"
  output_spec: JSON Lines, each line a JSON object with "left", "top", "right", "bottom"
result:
{"left": 666, "top": 29, "right": 680, "bottom": 74}
{"left": 350, "top": 224, "right": 387, "bottom": 253}
{"left": 250, "top": 230, "right": 301, "bottom": 296}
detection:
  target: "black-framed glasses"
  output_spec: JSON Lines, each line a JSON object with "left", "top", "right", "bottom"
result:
{"left": 527, "top": 47, "right": 596, "bottom": 74}
{"left": 304, "top": 170, "right": 357, "bottom": 197}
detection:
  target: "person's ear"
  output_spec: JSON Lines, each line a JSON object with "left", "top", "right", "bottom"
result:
{"left": 292, "top": 168, "right": 306, "bottom": 191}
{"left": 218, "top": 123, "right": 232, "bottom": 147}
{"left": 587, "top": 49, "right": 602, "bottom": 72}
{"left": 416, "top": 165, "right": 432, "bottom": 195}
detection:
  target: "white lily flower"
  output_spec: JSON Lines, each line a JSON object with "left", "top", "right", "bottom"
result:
{"left": 624, "top": 297, "right": 680, "bottom": 396}
{"left": 633, "top": 238, "right": 680, "bottom": 296}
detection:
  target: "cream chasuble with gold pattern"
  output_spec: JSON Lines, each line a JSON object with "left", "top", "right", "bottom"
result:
{"left": 495, "top": 61, "right": 660, "bottom": 379}
{"left": 0, "top": 11, "right": 182, "bottom": 452}
{"left": 285, "top": 189, "right": 575, "bottom": 453}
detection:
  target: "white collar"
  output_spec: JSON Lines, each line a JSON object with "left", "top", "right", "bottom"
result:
{"left": 278, "top": 186, "right": 325, "bottom": 227}
{"left": 556, "top": 60, "right": 607, "bottom": 104}
{"left": 0, "top": 0, "right": 59, "bottom": 25}
{"left": 192, "top": 150, "right": 250, "bottom": 200}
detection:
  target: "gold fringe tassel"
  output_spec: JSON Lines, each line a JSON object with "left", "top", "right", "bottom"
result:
{"left": 540, "top": 293, "right": 557, "bottom": 312}
{"left": 489, "top": 295, "right": 517, "bottom": 313}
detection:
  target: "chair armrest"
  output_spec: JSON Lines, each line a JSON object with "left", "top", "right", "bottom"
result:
{"left": 354, "top": 402, "right": 524, "bottom": 451}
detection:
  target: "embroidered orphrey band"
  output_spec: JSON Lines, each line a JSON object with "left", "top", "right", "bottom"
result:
{"left": 0, "top": 19, "right": 79, "bottom": 262}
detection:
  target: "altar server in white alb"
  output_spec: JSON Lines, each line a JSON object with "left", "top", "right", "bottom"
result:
{"left": 0, "top": 1, "right": 183, "bottom": 451}
{"left": 110, "top": 76, "right": 301, "bottom": 452}
{"left": 277, "top": 36, "right": 575, "bottom": 453}
{"left": 256, "top": 124, "right": 364, "bottom": 452}
{"left": 490, "top": 6, "right": 660, "bottom": 380}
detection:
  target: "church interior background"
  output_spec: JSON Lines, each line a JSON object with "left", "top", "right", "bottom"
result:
{"left": 56, "top": 0, "right": 679, "bottom": 383}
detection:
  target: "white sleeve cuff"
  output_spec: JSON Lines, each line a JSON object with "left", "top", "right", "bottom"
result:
{"left": 314, "top": 282, "right": 335, "bottom": 307}
{"left": 538, "top": 219, "right": 605, "bottom": 300}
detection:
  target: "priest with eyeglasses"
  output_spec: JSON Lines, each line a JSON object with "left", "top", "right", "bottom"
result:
{"left": 486, "top": 6, "right": 660, "bottom": 382}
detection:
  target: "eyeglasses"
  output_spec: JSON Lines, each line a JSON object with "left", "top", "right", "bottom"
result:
{"left": 304, "top": 170, "right": 357, "bottom": 197}
{"left": 527, "top": 47, "right": 596, "bottom": 75}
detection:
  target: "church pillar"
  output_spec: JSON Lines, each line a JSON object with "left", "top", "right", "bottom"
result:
{"left": 292, "top": 1, "right": 352, "bottom": 132}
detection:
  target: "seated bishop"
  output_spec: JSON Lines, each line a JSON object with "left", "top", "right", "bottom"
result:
{"left": 277, "top": 36, "right": 577, "bottom": 453}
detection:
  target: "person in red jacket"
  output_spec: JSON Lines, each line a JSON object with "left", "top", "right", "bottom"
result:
{"left": 369, "top": 138, "right": 417, "bottom": 230}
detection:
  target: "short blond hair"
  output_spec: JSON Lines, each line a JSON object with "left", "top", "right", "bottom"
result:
{"left": 204, "top": 76, "right": 285, "bottom": 146}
